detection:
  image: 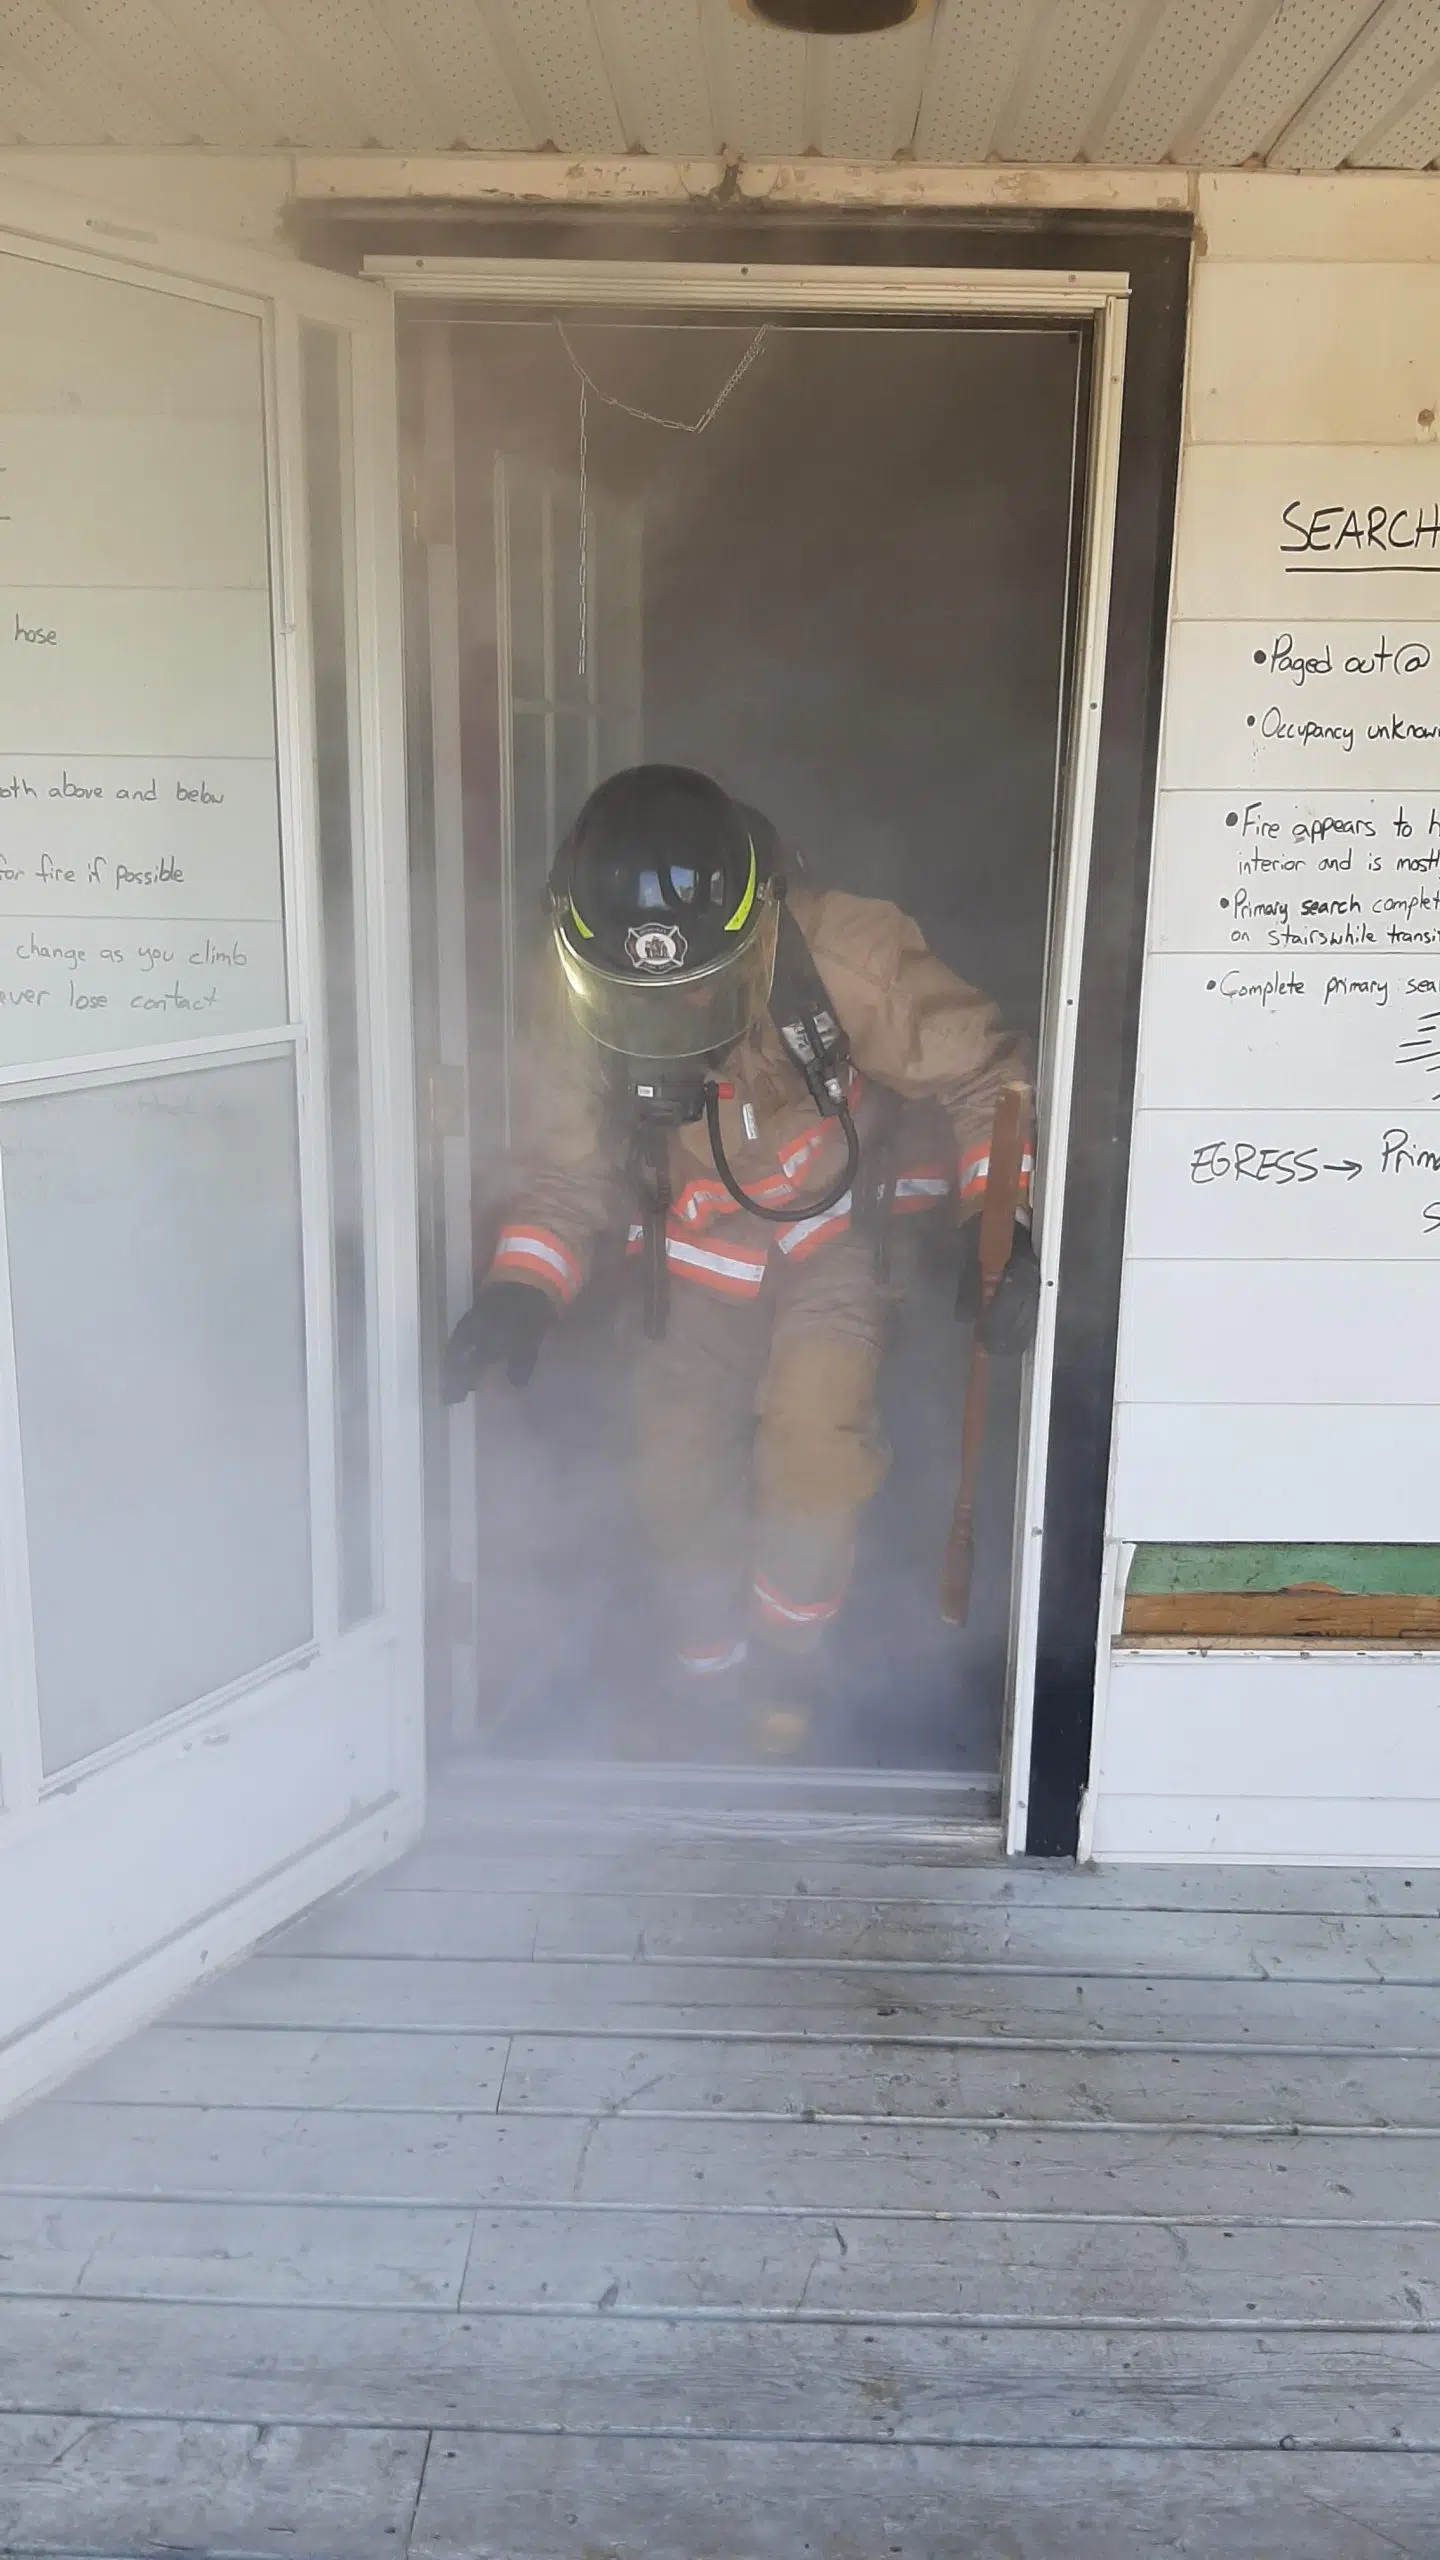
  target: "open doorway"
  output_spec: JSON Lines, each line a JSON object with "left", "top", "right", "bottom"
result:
{"left": 403, "top": 277, "right": 1101, "bottom": 1816}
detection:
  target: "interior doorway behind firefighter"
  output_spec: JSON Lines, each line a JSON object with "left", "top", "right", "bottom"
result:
{"left": 404, "top": 299, "right": 1086, "bottom": 1802}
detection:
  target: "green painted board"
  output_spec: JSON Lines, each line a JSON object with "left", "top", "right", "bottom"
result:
{"left": 1127, "top": 1544, "right": 1440, "bottom": 1599}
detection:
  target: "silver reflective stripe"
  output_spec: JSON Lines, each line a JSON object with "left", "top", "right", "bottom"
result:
{"left": 666, "top": 1235, "right": 768, "bottom": 1287}
{"left": 776, "top": 1191, "right": 853, "bottom": 1255}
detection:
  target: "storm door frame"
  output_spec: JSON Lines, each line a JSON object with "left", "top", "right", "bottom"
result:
{"left": 369, "top": 228, "right": 1187, "bottom": 1857}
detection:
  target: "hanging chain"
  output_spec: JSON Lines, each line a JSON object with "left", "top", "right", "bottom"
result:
{"left": 561, "top": 321, "right": 771, "bottom": 681}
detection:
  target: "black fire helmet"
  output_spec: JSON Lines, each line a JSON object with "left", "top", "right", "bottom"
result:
{"left": 549, "top": 764, "right": 782, "bottom": 1062}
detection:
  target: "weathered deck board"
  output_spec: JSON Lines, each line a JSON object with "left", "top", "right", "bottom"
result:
{"left": 0, "top": 2195, "right": 475, "bottom": 2306}
{"left": 5, "top": 2296, "right": 1440, "bottom": 2445}
{"left": 394, "top": 1837, "right": 1440, "bottom": 1916}
{"left": 181, "top": 1950, "right": 1440, "bottom": 2046}
{"left": 65, "top": 2025, "right": 510, "bottom": 2112}
{"left": 2, "top": 2101, "right": 1438, "bottom": 2220}
{"left": 0, "top": 2104, "right": 585, "bottom": 2204}
{"left": 277, "top": 1883, "right": 1440, "bottom": 1979}
{"left": 497, "top": 2030, "right": 1440, "bottom": 2129}
{"left": 0, "top": 2415, "right": 428, "bottom": 2560}
{"left": 4, "top": 1811, "right": 1440, "bottom": 2554}
{"left": 1, "top": 2196, "right": 1434, "bottom": 2329}
{"left": 63, "top": 2019, "right": 1440, "bottom": 2129}
{"left": 406, "top": 2440, "right": 1440, "bottom": 2560}
{"left": 451, "top": 2206, "right": 1440, "bottom": 2327}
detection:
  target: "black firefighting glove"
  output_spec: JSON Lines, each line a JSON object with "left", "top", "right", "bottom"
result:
{"left": 955, "top": 1217, "right": 1040, "bottom": 1358}
{"left": 442, "top": 1281, "right": 554, "bottom": 1401}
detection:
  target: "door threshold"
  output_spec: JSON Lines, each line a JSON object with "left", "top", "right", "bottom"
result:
{"left": 440, "top": 1755, "right": 1003, "bottom": 1850}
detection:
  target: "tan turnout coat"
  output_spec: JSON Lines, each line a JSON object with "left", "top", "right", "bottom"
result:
{"left": 488, "top": 883, "right": 1031, "bottom": 1309}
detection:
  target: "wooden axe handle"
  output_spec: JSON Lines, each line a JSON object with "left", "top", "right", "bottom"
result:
{"left": 939, "top": 1086, "right": 1031, "bottom": 1626}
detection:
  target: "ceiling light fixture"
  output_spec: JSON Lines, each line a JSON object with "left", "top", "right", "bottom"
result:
{"left": 740, "top": 0, "right": 930, "bottom": 32}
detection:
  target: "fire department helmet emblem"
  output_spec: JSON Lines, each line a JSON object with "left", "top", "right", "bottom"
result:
{"left": 625, "top": 923, "right": 689, "bottom": 972}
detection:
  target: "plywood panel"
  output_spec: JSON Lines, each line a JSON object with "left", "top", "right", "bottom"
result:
{"left": 1109, "top": 1400, "right": 1440, "bottom": 1543}
{"left": 1199, "top": 173, "right": 1440, "bottom": 264}
{"left": 1097, "top": 1651, "right": 1440, "bottom": 1800}
{"left": 1094, "top": 1787, "right": 1440, "bottom": 1865}
{"left": 1188, "top": 262, "right": 1440, "bottom": 445}
{"left": 1116, "top": 1258, "right": 1440, "bottom": 1407}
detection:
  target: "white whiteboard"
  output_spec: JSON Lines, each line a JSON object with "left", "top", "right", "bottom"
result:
{"left": 1163, "top": 620, "right": 1440, "bottom": 792}
{"left": 0, "top": 261, "right": 284, "bottom": 1066}
{"left": 1118, "top": 443, "right": 1440, "bottom": 1543}
{"left": 1149, "top": 788, "right": 1440, "bottom": 958}
{"left": 1177, "top": 446, "right": 1440, "bottom": 622}
{"left": 1127, "top": 1108, "right": 1440, "bottom": 1262}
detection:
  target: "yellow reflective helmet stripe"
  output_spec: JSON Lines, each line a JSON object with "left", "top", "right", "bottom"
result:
{"left": 568, "top": 899, "right": 595, "bottom": 940}
{"left": 724, "top": 838, "right": 758, "bottom": 934}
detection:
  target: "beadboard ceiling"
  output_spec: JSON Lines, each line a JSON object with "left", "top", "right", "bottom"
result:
{"left": 0, "top": 0, "right": 1438, "bottom": 171}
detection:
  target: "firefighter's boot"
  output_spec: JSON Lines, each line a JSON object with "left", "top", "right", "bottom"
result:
{"left": 614, "top": 1643, "right": 749, "bottom": 1764}
{"left": 743, "top": 1635, "right": 830, "bottom": 1762}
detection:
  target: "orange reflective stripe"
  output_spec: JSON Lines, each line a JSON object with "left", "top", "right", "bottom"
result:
{"left": 959, "top": 1145, "right": 1034, "bottom": 1201}
{"left": 672, "top": 1174, "right": 737, "bottom": 1227}
{"left": 492, "top": 1224, "right": 583, "bottom": 1303}
{"left": 678, "top": 1638, "right": 749, "bottom": 1676}
{"left": 753, "top": 1575, "right": 847, "bottom": 1630}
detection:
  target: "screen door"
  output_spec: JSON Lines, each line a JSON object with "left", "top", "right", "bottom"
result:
{"left": 0, "top": 180, "right": 420, "bottom": 2114}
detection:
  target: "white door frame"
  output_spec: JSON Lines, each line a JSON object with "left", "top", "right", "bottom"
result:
{"left": 0, "top": 178, "right": 422, "bottom": 2111}
{"left": 369, "top": 254, "right": 1130, "bottom": 1849}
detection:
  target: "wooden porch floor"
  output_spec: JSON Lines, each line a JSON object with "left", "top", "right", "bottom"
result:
{"left": 1, "top": 1769, "right": 1438, "bottom": 2555}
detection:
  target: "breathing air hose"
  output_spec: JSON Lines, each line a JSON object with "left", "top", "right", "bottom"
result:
{"left": 703, "top": 1076, "right": 860, "bottom": 1225}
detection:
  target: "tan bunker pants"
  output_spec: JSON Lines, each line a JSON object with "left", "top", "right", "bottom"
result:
{"left": 633, "top": 1233, "right": 890, "bottom": 1669}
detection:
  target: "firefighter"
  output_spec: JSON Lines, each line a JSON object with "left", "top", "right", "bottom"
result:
{"left": 445, "top": 764, "right": 1038, "bottom": 1744}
